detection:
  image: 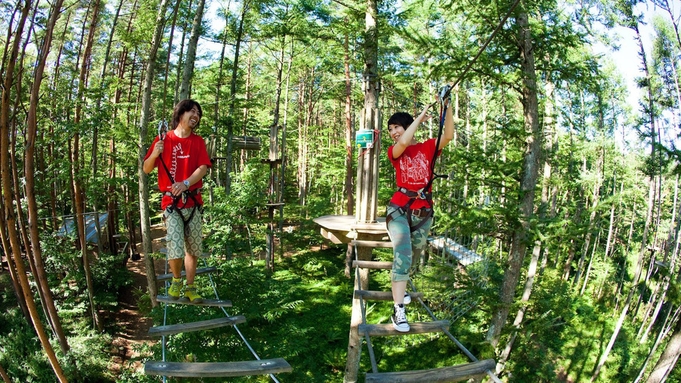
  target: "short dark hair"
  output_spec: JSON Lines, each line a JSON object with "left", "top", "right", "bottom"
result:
{"left": 172, "top": 99, "right": 203, "bottom": 129}
{"left": 387, "top": 112, "right": 414, "bottom": 129}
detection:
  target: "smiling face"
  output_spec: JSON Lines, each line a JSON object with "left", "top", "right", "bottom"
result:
{"left": 387, "top": 123, "right": 406, "bottom": 143}
{"left": 172, "top": 99, "right": 203, "bottom": 130}
{"left": 182, "top": 106, "right": 201, "bottom": 129}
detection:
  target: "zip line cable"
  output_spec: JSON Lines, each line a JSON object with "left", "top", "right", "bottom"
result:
{"left": 424, "top": 0, "right": 522, "bottom": 192}
{"left": 437, "top": 0, "right": 523, "bottom": 103}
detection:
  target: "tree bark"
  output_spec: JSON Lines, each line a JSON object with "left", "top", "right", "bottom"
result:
{"left": 227, "top": 0, "right": 251, "bottom": 194}
{"left": 0, "top": 0, "right": 68, "bottom": 380}
{"left": 645, "top": 312, "right": 681, "bottom": 382}
{"left": 486, "top": 7, "right": 542, "bottom": 348}
{"left": 178, "top": 0, "right": 205, "bottom": 100}
{"left": 138, "top": 0, "right": 171, "bottom": 307}
{"left": 73, "top": 0, "right": 103, "bottom": 332}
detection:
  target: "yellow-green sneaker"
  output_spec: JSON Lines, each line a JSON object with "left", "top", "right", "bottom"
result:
{"left": 168, "top": 278, "right": 182, "bottom": 300}
{"left": 184, "top": 284, "right": 203, "bottom": 303}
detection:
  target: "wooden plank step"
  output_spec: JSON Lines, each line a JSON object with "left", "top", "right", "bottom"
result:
{"left": 352, "top": 260, "right": 393, "bottom": 270}
{"left": 144, "top": 358, "right": 292, "bottom": 377}
{"left": 156, "top": 295, "right": 232, "bottom": 307}
{"left": 355, "top": 290, "right": 424, "bottom": 301}
{"left": 157, "top": 266, "right": 217, "bottom": 281}
{"left": 359, "top": 320, "right": 449, "bottom": 336}
{"left": 365, "top": 359, "right": 496, "bottom": 383}
{"left": 148, "top": 315, "right": 247, "bottom": 337}
{"left": 351, "top": 240, "right": 393, "bottom": 248}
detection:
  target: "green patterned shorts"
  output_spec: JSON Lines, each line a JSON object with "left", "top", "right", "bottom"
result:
{"left": 163, "top": 207, "right": 203, "bottom": 260}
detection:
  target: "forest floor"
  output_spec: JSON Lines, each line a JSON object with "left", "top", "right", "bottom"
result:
{"left": 109, "top": 224, "right": 166, "bottom": 376}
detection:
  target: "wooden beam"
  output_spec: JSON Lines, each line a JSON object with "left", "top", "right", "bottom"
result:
{"left": 144, "top": 358, "right": 292, "bottom": 377}
{"left": 355, "top": 290, "right": 423, "bottom": 301}
{"left": 359, "top": 320, "right": 449, "bottom": 336}
{"left": 156, "top": 296, "right": 232, "bottom": 307}
{"left": 365, "top": 359, "right": 496, "bottom": 383}
{"left": 352, "top": 260, "right": 392, "bottom": 270}
{"left": 148, "top": 315, "right": 246, "bottom": 337}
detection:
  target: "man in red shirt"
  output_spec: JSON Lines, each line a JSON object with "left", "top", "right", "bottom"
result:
{"left": 143, "top": 99, "right": 212, "bottom": 302}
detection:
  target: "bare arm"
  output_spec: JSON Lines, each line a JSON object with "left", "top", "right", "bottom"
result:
{"left": 391, "top": 105, "right": 431, "bottom": 159}
{"left": 143, "top": 140, "right": 163, "bottom": 174}
{"left": 169, "top": 164, "right": 208, "bottom": 196}
{"left": 438, "top": 99, "right": 455, "bottom": 150}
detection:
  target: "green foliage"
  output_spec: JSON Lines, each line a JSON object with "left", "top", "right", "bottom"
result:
{"left": 0, "top": 307, "right": 116, "bottom": 382}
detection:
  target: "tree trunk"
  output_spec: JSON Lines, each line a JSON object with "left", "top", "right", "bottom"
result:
{"left": 227, "top": 0, "right": 251, "bottom": 194}
{"left": 497, "top": 76, "right": 555, "bottom": 372}
{"left": 178, "top": 0, "right": 205, "bottom": 100}
{"left": 646, "top": 311, "right": 681, "bottom": 383}
{"left": 343, "top": 28, "right": 355, "bottom": 278}
{"left": 138, "top": 0, "right": 171, "bottom": 307}
{"left": 73, "top": 0, "right": 103, "bottom": 332}
{"left": 23, "top": 0, "right": 72, "bottom": 352}
{"left": 0, "top": 0, "right": 68, "bottom": 380}
{"left": 486, "top": 7, "right": 542, "bottom": 348}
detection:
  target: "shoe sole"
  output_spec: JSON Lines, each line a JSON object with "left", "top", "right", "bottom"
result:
{"left": 392, "top": 322, "right": 410, "bottom": 332}
{"left": 403, "top": 295, "right": 411, "bottom": 305}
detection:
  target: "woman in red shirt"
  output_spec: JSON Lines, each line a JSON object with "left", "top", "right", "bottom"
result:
{"left": 386, "top": 96, "right": 454, "bottom": 332}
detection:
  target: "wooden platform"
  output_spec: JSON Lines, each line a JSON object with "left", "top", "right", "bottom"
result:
{"left": 144, "top": 358, "right": 292, "bottom": 377}
{"left": 231, "top": 135, "right": 261, "bottom": 150}
{"left": 359, "top": 320, "right": 449, "bottom": 336}
{"left": 148, "top": 316, "right": 247, "bottom": 337}
{"left": 355, "top": 290, "right": 423, "bottom": 301}
{"left": 156, "top": 295, "right": 232, "bottom": 307}
{"left": 365, "top": 359, "right": 496, "bottom": 383}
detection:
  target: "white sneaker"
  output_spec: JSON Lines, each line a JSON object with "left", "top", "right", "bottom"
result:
{"left": 391, "top": 304, "right": 410, "bottom": 332}
{"left": 403, "top": 292, "right": 411, "bottom": 305}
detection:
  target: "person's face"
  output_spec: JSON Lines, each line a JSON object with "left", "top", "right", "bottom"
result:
{"left": 181, "top": 106, "right": 201, "bottom": 129}
{"left": 387, "top": 124, "right": 406, "bottom": 142}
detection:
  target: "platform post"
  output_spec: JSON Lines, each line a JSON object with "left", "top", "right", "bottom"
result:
{"left": 345, "top": 0, "right": 380, "bottom": 381}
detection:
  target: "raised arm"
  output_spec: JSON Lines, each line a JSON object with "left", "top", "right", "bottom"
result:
{"left": 438, "top": 98, "right": 455, "bottom": 150}
{"left": 391, "top": 105, "right": 431, "bottom": 159}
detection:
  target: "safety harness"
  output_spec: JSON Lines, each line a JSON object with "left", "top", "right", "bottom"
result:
{"left": 386, "top": 85, "right": 451, "bottom": 232}
{"left": 157, "top": 121, "right": 202, "bottom": 234}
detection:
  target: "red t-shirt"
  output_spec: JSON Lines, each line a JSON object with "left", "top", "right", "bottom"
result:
{"left": 388, "top": 138, "right": 439, "bottom": 210}
{"left": 144, "top": 130, "right": 212, "bottom": 210}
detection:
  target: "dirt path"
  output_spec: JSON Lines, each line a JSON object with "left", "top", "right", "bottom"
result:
{"left": 110, "top": 225, "right": 167, "bottom": 375}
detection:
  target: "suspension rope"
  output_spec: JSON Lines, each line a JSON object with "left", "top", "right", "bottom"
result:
{"left": 422, "top": 0, "right": 523, "bottom": 199}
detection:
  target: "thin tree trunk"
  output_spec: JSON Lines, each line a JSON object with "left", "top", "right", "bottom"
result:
{"left": 0, "top": 0, "right": 68, "bottom": 380}
{"left": 498, "top": 77, "right": 555, "bottom": 371}
{"left": 0, "top": 361, "right": 9, "bottom": 383}
{"left": 73, "top": 0, "right": 102, "bottom": 332}
{"left": 486, "top": 7, "right": 542, "bottom": 348}
{"left": 178, "top": 0, "right": 205, "bottom": 100}
{"left": 343, "top": 28, "right": 355, "bottom": 278}
{"left": 227, "top": 0, "right": 250, "bottom": 194}
{"left": 593, "top": 22, "right": 656, "bottom": 381}
{"left": 23, "top": 0, "right": 71, "bottom": 350}
{"left": 646, "top": 315, "right": 681, "bottom": 383}
{"left": 138, "top": 0, "right": 171, "bottom": 307}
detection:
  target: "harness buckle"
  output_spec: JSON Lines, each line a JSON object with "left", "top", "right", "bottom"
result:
{"left": 417, "top": 190, "right": 427, "bottom": 200}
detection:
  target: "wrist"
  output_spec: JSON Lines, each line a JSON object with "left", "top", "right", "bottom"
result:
{"left": 183, "top": 179, "right": 190, "bottom": 188}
